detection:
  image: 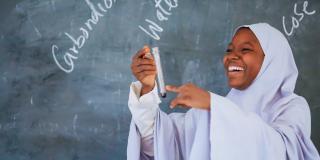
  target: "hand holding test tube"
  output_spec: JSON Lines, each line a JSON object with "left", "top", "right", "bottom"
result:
{"left": 145, "top": 47, "right": 166, "bottom": 98}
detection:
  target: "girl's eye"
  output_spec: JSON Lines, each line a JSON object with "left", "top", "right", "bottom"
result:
{"left": 241, "top": 48, "right": 252, "bottom": 53}
{"left": 226, "top": 49, "right": 232, "bottom": 53}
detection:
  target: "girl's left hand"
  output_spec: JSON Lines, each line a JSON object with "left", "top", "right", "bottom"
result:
{"left": 166, "top": 83, "right": 211, "bottom": 110}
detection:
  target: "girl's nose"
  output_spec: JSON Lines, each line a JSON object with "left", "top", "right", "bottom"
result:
{"left": 227, "top": 52, "right": 240, "bottom": 61}
{"left": 231, "top": 55, "right": 240, "bottom": 60}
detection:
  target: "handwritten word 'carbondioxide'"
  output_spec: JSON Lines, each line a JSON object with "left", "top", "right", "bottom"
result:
{"left": 282, "top": 1, "right": 316, "bottom": 36}
{"left": 52, "top": 0, "right": 116, "bottom": 73}
{"left": 139, "top": 0, "right": 178, "bottom": 40}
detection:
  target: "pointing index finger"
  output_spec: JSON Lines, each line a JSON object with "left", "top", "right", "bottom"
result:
{"left": 170, "top": 96, "right": 187, "bottom": 109}
{"left": 166, "top": 85, "right": 180, "bottom": 93}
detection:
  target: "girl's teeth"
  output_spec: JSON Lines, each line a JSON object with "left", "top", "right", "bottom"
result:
{"left": 228, "top": 66, "right": 244, "bottom": 71}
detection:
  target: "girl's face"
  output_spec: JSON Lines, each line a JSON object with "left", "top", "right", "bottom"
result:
{"left": 223, "top": 28, "right": 265, "bottom": 90}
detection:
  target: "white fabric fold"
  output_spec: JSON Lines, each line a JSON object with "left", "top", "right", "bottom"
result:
{"left": 128, "top": 81, "right": 161, "bottom": 139}
{"left": 128, "top": 81, "right": 161, "bottom": 157}
{"left": 210, "top": 92, "right": 286, "bottom": 159}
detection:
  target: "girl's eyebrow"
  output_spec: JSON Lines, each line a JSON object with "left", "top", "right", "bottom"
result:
{"left": 242, "top": 42, "right": 254, "bottom": 47}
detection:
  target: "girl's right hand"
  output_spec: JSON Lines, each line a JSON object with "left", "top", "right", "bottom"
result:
{"left": 131, "top": 45, "right": 157, "bottom": 96}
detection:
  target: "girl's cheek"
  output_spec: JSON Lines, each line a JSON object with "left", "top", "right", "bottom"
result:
{"left": 223, "top": 56, "right": 228, "bottom": 65}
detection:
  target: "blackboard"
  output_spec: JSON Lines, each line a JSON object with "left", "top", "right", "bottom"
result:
{"left": 0, "top": 0, "right": 319, "bottom": 159}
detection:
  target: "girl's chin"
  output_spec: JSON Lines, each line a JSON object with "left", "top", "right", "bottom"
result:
{"left": 228, "top": 80, "right": 246, "bottom": 90}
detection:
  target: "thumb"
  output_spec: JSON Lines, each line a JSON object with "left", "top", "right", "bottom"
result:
{"left": 170, "top": 97, "right": 185, "bottom": 109}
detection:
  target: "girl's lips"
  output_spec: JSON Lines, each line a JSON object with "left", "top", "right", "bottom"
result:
{"left": 227, "top": 70, "right": 244, "bottom": 77}
{"left": 225, "top": 61, "right": 246, "bottom": 71}
{"left": 228, "top": 66, "right": 245, "bottom": 72}
{"left": 225, "top": 63, "right": 246, "bottom": 78}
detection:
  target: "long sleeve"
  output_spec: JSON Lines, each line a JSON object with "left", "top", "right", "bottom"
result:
{"left": 128, "top": 81, "right": 161, "bottom": 138}
{"left": 127, "top": 81, "right": 160, "bottom": 158}
{"left": 127, "top": 82, "right": 205, "bottom": 160}
{"left": 209, "top": 92, "right": 320, "bottom": 160}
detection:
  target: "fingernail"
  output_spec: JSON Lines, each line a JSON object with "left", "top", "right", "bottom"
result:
{"left": 170, "top": 105, "right": 173, "bottom": 109}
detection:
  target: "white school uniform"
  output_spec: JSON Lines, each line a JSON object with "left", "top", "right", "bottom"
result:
{"left": 126, "top": 23, "right": 320, "bottom": 160}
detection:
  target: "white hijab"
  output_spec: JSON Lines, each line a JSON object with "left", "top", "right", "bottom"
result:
{"left": 227, "top": 23, "right": 299, "bottom": 122}
{"left": 225, "top": 23, "right": 319, "bottom": 159}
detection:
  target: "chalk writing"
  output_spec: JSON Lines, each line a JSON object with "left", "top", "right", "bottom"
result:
{"left": 139, "top": 0, "right": 178, "bottom": 40}
{"left": 282, "top": 1, "right": 316, "bottom": 36}
{"left": 52, "top": 0, "right": 116, "bottom": 73}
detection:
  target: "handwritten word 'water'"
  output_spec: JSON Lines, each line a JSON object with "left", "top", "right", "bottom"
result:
{"left": 52, "top": 0, "right": 116, "bottom": 73}
{"left": 282, "top": 1, "right": 316, "bottom": 36}
{"left": 139, "top": 0, "right": 178, "bottom": 40}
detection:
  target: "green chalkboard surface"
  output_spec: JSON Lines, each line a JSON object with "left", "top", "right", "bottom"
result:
{"left": 0, "top": 0, "right": 319, "bottom": 159}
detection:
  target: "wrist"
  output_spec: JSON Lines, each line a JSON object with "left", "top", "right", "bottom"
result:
{"left": 140, "top": 84, "right": 155, "bottom": 96}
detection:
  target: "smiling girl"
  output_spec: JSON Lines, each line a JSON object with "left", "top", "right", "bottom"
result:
{"left": 127, "top": 23, "right": 320, "bottom": 160}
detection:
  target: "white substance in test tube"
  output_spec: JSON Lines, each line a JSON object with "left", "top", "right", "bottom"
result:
{"left": 152, "top": 47, "right": 166, "bottom": 98}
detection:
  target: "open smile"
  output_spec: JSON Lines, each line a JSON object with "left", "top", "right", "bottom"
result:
{"left": 226, "top": 65, "right": 245, "bottom": 77}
